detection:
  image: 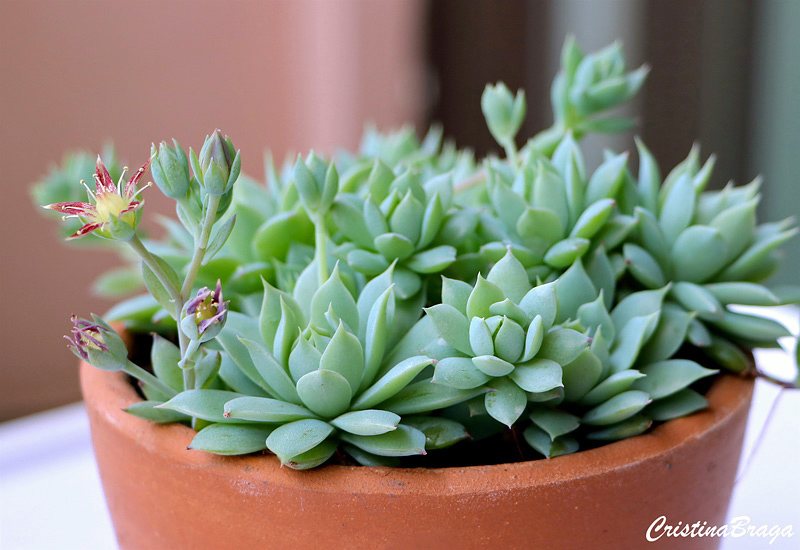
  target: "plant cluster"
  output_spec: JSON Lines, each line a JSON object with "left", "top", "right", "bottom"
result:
{"left": 38, "top": 38, "right": 798, "bottom": 469}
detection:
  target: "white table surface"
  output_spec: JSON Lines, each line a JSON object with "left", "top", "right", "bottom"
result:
{"left": 1, "top": 308, "right": 798, "bottom": 550}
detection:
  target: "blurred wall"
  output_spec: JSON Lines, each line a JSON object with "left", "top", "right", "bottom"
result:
{"left": 0, "top": 0, "right": 425, "bottom": 420}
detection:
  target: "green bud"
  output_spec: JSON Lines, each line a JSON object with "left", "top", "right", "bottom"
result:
{"left": 150, "top": 140, "right": 190, "bottom": 199}
{"left": 193, "top": 130, "right": 241, "bottom": 196}
{"left": 481, "top": 82, "right": 526, "bottom": 145}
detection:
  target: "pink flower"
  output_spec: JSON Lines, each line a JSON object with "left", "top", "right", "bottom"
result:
{"left": 43, "top": 156, "right": 150, "bottom": 239}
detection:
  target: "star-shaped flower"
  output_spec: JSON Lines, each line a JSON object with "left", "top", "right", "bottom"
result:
{"left": 43, "top": 156, "right": 150, "bottom": 239}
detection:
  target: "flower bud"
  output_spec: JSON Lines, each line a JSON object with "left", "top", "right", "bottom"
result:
{"left": 481, "top": 82, "right": 526, "bottom": 145}
{"left": 293, "top": 152, "right": 338, "bottom": 215}
{"left": 191, "top": 130, "right": 241, "bottom": 196}
{"left": 150, "top": 140, "right": 191, "bottom": 199}
{"left": 66, "top": 315, "right": 128, "bottom": 371}
{"left": 180, "top": 280, "right": 229, "bottom": 343}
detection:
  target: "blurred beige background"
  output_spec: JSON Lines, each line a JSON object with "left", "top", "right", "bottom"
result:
{"left": 2, "top": 0, "right": 797, "bottom": 420}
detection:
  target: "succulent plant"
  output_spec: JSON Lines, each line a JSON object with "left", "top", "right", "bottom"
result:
{"left": 157, "top": 265, "right": 478, "bottom": 468}
{"left": 39, "top": 37, "right": 798, "bottom": 469}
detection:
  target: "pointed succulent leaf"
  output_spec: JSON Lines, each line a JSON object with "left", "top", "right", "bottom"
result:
{"left": 701, "top": 334, "right": 752, "bottom": 373}
{"left": 239, "top": 337, "right": 302, "bottom": 404}
{"left": 418, "top": 193, "right": 445, "bottom": 249}
{"left": 188, "top": 424, "right": 274, "bottom": 456}
{"left": 353, "top": 356, "right": 434, "bottom": 410}
{"left": 561, "top": 349, "right": 603, "bottom": 402}
{"left": 578, "top": 369, "right": 644, "bottom": 407}
{"left": 487, "top": 249, "right": 531, "bottom": 303}
{"left": 489, "top": 299, "right": 529, "bottom": 328}
{"left": 532, "top": 164, "right": 570, "bottom": 229}
{"left": 510, "top": 358, "right": 563, "bottom": 393}
{"left": 285, "top": 440, "right": 338, "bottom": 470}
{"left": 638, "top": 303, "right": 695, "bottom": 363}
{"left": 493, "top": 317, "right": 525, "bottom": 363}
{"left": 521, "top": 315, "right": 544, "bottom": 362}
{"left": 382, "top": 378, "right": 486, "bottom": 415}
{"left": 516, "top": 207, "right": 564, "bottom": 253}
{"left": 554, "top": 260, "right": 597, "bottom": 323}
{"left": 485, "top": 377, "right": 527, "bottom": 427}
{"left": 586, "top": 414, "right": 652, "bottom": 441}
{"left": 529, "top": 406, "right": 580, "bottom": 439}
{"left": 402, "top": 416, "right": 469, "bottom": 450}
{"left": 361, "top": 286, "right": 395, "bottom": 391}
{"left": 124, "top": 401, "right": 189, "bottom": 424}
{"left": 538, "top": 328, "right": 590, "bottom": 365}
{"left": 634, "top": 137, "right": 661, "bottom": 212}
{"left": 330, "top": 198, "right": 375, "bottom": 249}
{"left": 374, "top": 232, "right": 415, "bottom": 261}
{"left": 582, "top": 390, "right": 651, "bottom": 426}
{"left": 442, "top": 277, "right": 472, "bottom": 315}
{"left": 310, "top": 265, "right": 359, "bottom": 332}
{"left": 704, "top": 282, "right": 780, "bottom": 306}
{"left": 570, "top": 198, "right": 615, "bottom": 240}
{"left": 295, "top": 369, "right": 353, "bottom": 418}
{"left": 433, "top": 357, "right": 492, "bottom": 389}
{"left": 363, "top": 197, "right": 388, "bottom": 237}
{"left": 717, "top": 228, "right": 798, "bottom": 282}
{"left": 631, "top": 359, "right": 717, "bottom": 399}
{"left": 593, "top": 214, "right": 638, "bottom": 251}
{"left": 647, "top": 389, "right": 707, "bottom": 421}
{"left": 585, "top": 246, "right": 615, "bottom": 309}
{"left": 609, "top": 312, "right": 660, "bottom": 374}
{"left": 389, "top": 191, "right": 424, "bottom": 243}
{"left": 523, "top": 424, "right": 578, "bottom": 457}
{"left": 467, "top": 276, "right": 506, "bottom": 319}
{"left": 577, "top": 292, "right": 615, "bottom": 343}
{"left": 266, "top": 419, "right": 334, "bottom": 462}
{"left": 710, "top": 310, "right": 792, "bottom": 342}
{"left": 519, "top": 280, "right": 558, "bottom": 329}
{"left": 223, "top": 396, "right": 316, "bottom": 423}
{"left": 624, "top": 244, "right": 666, "bottom": 288}
{"left": 671, "top": 226, "right": 728, "bottom": 283}
{"left": 709, "top": 198, "right": 757, "bottom": 262}
{"left": 544, "top": 237, "right": 591, "bottom": 268}
{"left": 659, "top": 174, "right": 696, "bottom": 244}
{"left": 319, "top": 322, "right": 364, "bottom": 392}
{"left": 469, "top": 318, "right": 495, "bottom": 357}
{"left": 288, "top": 335, "right": 321, "bottom": 383}
{"left": 584, "top": 152, "right": 628, "bottom": 206}
{"left": 671, "top": 281, "right": 723, "bottom": 320}
{"left": 425, "top": 303, "right": 472, "bottom": 356}
{"left": 151, "top": 334, "right": 183, "bottom": 392}
{"left": 405, "top": 245, "right": 457, "bottom": 274}
{"left": 610, "top": 286, "right": 669, "bottom": 335}
{"left": 330, "top": 409, "right": 400, "bottom": 436}
{"left": 158, "top": 390, "right": 244, "bottom": 423}
{"left": 472, "top": 355, "right": 516, "bottom": 377}
{"left": 686, "top": 318, "right": 712, "bottom": 348}
{"left": 339, "top": 424, "right": 427, "bottom": 457}
{"left": 273, "top": 298, "right": 300, "bottom": 368}
{"left": 347, "top": 249, "right": 390, "bottom": 275}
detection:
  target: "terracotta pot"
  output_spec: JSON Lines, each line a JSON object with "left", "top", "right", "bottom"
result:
{"left": 81, "top": 362, "right": 753, "bottom": 550}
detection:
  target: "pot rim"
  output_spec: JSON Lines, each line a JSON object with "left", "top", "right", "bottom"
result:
{"left": 80, "top": 361, "right": 753, "bottom": 497}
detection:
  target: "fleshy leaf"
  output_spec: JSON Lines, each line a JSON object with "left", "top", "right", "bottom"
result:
{"left": 189, "top": 424, "right": 274, "bottom": 455}
{"left": 339, "top": 424, "right": 427, "bottom": 457}
{"left": 631, "top": 359, "right": 717, "bottom": 399}
{"left": 331, "top": 409, "right": 401, "bottom": 436}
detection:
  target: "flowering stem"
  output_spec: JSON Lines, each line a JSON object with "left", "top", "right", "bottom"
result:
{"left": 501, "top": 137, "right": 518, "bottom": 167}
{"left": 124, "top": 360, "right": 176, "bottom": 399}
{"left": 181, "top": 193, "right": 221, "bottom": 299}
{"left": 314, "top": 214, "right": 328, "bottom": 286}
